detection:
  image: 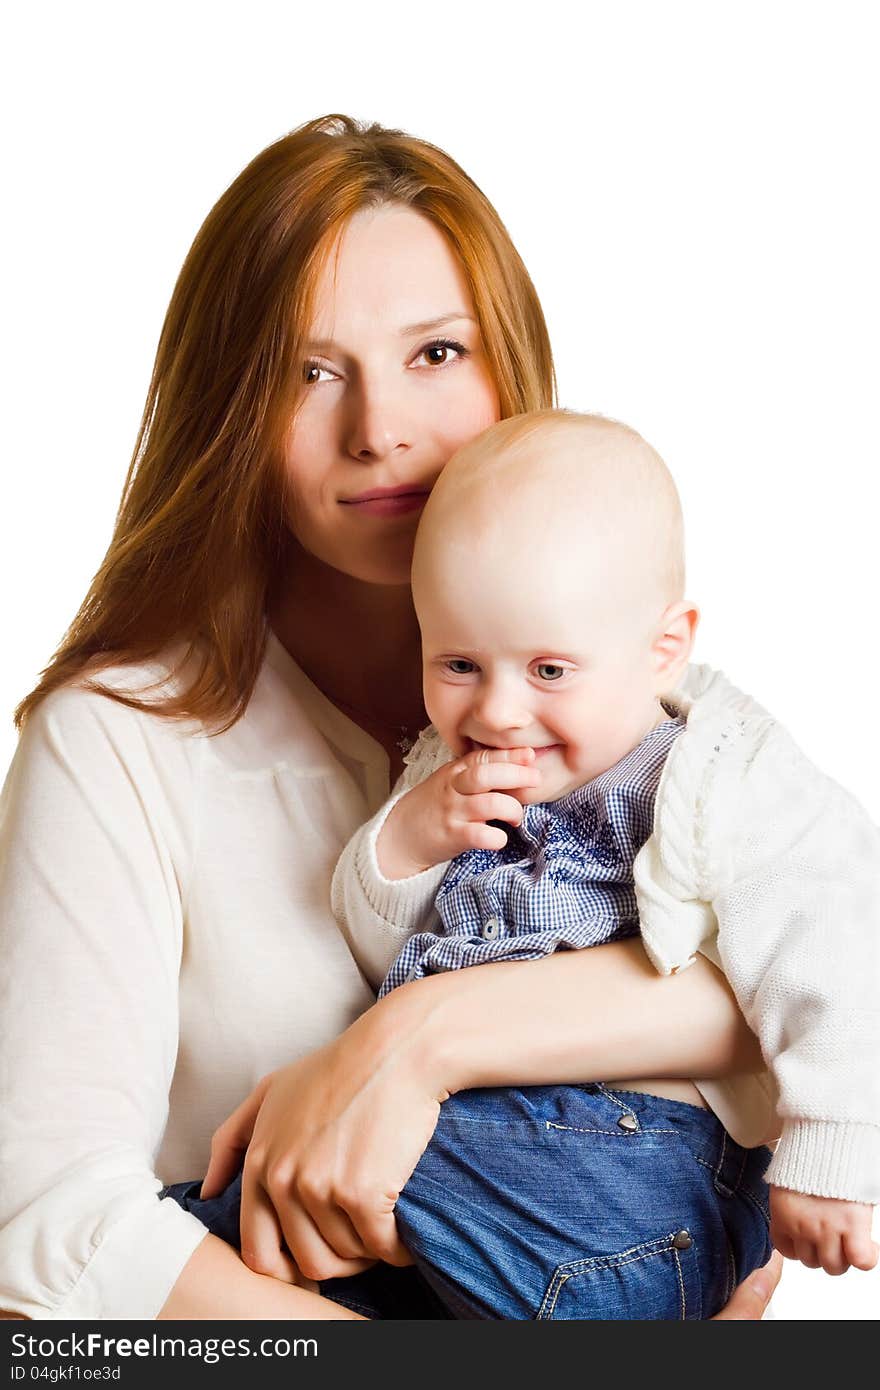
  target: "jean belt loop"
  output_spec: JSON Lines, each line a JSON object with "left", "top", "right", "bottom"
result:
{"left": 712, "top": 1129, "right": 748, "bottom": 1197}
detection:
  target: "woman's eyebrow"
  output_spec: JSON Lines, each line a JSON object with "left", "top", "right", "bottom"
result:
{"left": 399, "top": 312, "right": 476, "bottom": 336}
{"left": 304, "top": 313, "right": 476, "bottom": 355}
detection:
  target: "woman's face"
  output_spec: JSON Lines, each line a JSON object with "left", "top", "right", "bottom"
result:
{"left": 282, "top": 203, "right": 501, "bottom": 586}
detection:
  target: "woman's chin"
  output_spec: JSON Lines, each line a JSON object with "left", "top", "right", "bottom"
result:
{"left": 335, "top": 556, "right": 416, "bottom": 588}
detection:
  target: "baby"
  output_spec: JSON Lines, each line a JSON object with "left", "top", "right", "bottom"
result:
{"left": 170, "top": 410, "right": 879, "bottom": 1318}
{"left": 331, "top": 410, "right": 879, "bottom": 1316}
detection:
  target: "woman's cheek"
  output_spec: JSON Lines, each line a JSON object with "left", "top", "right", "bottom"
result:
{"left": 438, "top": 370, "right": 500, "bottom": 455}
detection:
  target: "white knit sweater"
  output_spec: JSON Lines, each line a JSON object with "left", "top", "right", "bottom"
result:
{"left": 332, "top": 665, "right": 880, "bottom": 1204}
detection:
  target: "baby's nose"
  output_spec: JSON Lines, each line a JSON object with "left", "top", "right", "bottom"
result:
{"left": 472, "top": 683, "right": 531, "bottom": 733}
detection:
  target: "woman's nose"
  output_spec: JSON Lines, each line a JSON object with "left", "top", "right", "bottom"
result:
{"left": 345, "top": 374, "right": 412, "bottom": 462}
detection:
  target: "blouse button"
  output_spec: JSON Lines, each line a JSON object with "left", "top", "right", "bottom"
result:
{"left": 482, "top": 917, "right": 501, "bottom": 940}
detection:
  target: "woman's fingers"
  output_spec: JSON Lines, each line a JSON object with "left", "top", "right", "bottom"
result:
{"left": 239, "top": 1177, "right": 301, "bottom": 1283}
{"left": 710, "top": 1250, "right": 783, "bottom": 1319}
{"left": 769, "top": 1229, "right": 795, "bottom": 1262}
{"left": 223, "top": 1033, "right": 443, "bottom": 1283}
{"left": 293, "top": 1185, "right": 374, "bottom": 1266}
{"left": 201, "top": 1078, "right": 269, "bottom": 1198}
{"left": 277, "top": 1195, "right": 377, "bottom": 1282}
{"left": 344, "top": 1199, "right": 413, "bottom": 1268}
{"left": 280, "top": 1169, "right": 411, "bottom": 1277}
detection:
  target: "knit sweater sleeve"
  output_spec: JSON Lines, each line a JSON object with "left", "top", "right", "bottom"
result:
{"left": 0, "top": 685, "right": 208, "bottom": 1318}
{"left": 330, "top": 728, "right": 453, "bottom": 991}
{"left": 638, "top": 681, "right": 880, "bottom": 1203}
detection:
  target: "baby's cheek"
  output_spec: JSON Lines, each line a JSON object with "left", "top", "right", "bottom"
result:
{"left": 427, "top": 704, "right": 468, "bottom": 756}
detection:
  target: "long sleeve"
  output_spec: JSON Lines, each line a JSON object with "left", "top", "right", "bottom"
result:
{"left": 0, "top": 686, "right": 207, "bottom": 1318}
{"left": 330, "top": 728, "right": 452, "bottom": 991}
{"left": 637, "top": 669, "right": 880, "bottom": 1202}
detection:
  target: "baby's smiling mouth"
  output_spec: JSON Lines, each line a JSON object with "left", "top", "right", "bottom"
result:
{"left": 467, "top": 739, "right": 561, "bottom": 757}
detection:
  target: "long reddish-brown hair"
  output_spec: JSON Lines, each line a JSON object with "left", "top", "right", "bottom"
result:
{"left": 16, "top": 114, "right": 555, "bottom": 732}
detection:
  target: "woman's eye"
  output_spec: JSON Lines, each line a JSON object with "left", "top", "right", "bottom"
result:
{"left": 445, "top": 659, "right": 477, "bottom": 675}
{"left": 415, "top": 339, "right": 467, "bottom": 368}
{"left": 303, "top": 362, "right": 335, "bottom": 385}
{"left": 535, "top": 663, "right": 566, "bottom": 682}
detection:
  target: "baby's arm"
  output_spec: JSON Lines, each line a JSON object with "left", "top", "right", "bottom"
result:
{"left": 331, "top": 738, "right": 539, "bottom": 989}
{"left": 716, "top": 743, "right": 880, "bottom": 1274}
{"left": 641, "top": 714, "right": 880, "bottom": 1275}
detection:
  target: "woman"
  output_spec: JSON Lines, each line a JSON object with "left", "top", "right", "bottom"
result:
{"left": 1, "top": 115, "right": 781, "bottom": 1320}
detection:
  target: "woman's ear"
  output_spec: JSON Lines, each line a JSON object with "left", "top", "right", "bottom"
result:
{"left": 651, "top": 600, "right": 699, "bottom": 692}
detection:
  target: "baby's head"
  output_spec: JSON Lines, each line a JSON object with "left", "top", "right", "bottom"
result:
{"left": 412, "top": 410, "right": 698, "bottom": 803}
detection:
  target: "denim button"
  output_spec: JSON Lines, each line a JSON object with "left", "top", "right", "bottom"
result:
{"left": 672, "top": 1229, "right": 693, "bottom": 1250}
{"left": 482, "top": 917, "right": 501, "bottom": 940}
{"left": 617, "top": 1114, "right": 638, "bottom": 1132}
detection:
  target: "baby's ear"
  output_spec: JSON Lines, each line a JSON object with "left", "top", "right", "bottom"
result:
{"left": 651, "top": 600, "right": 699, "bottom": 691}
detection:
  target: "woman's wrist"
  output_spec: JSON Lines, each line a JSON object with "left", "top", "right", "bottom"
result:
{"left": 356, "top": 975, "right": 464, "bottom": 1098}
{"left": 363, "top": 966, "right": 535, "bottom": 1096}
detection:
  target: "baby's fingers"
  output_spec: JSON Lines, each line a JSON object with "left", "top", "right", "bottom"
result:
{"left": 772, "top": 1229, "right": 796, "bottom": 1262}
{"left": 843, "top": 1229, "right": 880, "bottom": 1272}
{"left": 816, "top": 1233, "right": 849, "bottom": 1276}
{"left": 452, "top": 749, "right": 540, "bottom": 795}
{"left": 463, "top": 821, "right": 512, "bottom": 852}
{"left": 794, "top": 1237, "right": 822, "bottom": 1269}
{"left": 463, "top": 792, "right": 527, "bottom": 828}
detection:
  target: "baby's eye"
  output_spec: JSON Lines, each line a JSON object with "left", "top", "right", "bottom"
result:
{"left": 444, "top": 658, "right": 477, "bottom": 675}
{"left": 534, "top": 663, "right": 566, "bottom": 682}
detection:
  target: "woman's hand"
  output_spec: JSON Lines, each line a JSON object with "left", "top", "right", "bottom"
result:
{"left": 201, "top": 934, "right": 766, "bottom": 1289}
{"left": 709, "top": 1251, "right": 783, "bottom": 1319}
{"left": 202, "top": 991, "right": 449, "bottom": 1283}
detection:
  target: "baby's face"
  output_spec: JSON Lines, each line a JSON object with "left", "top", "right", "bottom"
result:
{"left": 418, "top": 548, "right": 668, "bottom": 804}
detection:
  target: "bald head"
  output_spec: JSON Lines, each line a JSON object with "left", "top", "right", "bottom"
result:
{"left": 413, "top": 410, "right": 685, "bottom": 633}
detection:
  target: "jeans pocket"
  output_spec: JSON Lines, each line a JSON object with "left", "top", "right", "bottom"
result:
{"left": 537, "top": 1231, "right": 703, "bottom": 1321}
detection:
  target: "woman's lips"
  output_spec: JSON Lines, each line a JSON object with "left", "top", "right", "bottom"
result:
{"left": 340, "top": 486, "right": 430, "bottom": 517}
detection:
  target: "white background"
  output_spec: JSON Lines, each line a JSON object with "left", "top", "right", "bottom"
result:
{"left": 3, "top": 0, "right": 878, "bottom": 1320}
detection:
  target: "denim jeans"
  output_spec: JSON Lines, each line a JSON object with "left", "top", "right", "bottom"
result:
{"left": 164, "top": 1083, "right": 772, "bottom": 1320}
{"left": 160, "top": 1178, "right": 451, "bottom": 1319}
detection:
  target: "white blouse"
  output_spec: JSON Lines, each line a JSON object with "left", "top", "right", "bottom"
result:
{"left": 0, "top": 636, "right": 386, "bottom": 1319}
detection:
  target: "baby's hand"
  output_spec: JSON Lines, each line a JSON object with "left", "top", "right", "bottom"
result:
{"left": 770, "top": 1187, "right": 878, "bottom": 1275}
{"left": 377, "top": 747, "right": 541, "bottom": 880}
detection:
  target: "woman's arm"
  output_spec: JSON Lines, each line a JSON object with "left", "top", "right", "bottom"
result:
{"left": 0, "top": 687, "right": 204, "bottom": 1317}
{"left": 203, "top": 937, "right": 760, "bottom": 1282}
{"left": 157, "top": 1235, "right": 362, "bottom": 1319}
{"left": 403, "top": 935, "right": 763, "bottom": 1092}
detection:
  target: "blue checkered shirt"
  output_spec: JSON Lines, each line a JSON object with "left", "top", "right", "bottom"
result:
{"left": 379, "top": 717, "right": 685, "bottom": 995}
